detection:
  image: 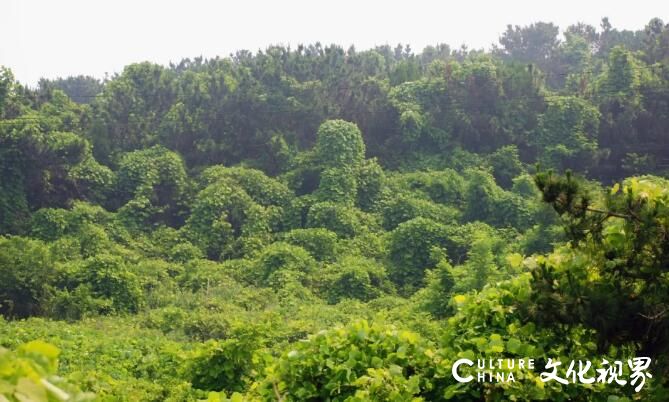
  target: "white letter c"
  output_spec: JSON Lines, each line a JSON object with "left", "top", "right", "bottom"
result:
{"left": 452, "top": 358, "right": 474, "bottom": 383}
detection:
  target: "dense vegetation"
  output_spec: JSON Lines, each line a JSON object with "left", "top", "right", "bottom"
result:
{"left": 1, "top": 17, "right": 669, "bottom": 401}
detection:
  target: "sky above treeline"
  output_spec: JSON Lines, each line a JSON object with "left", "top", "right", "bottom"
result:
{"left": 1, "top": 0, "right": 667, "bottom": 86}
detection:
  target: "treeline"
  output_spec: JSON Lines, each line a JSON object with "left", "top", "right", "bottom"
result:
{"left": 5, "top": 18, "right": 669, "bottom": 177}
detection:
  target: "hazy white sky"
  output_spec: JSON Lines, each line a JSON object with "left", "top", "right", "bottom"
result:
{"left": 2, "top": 0, "right": 667, "bottom": 86}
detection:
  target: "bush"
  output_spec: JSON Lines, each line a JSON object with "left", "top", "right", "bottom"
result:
{"left": 185, "top": 331, "right": 261, "bottom": 392}
{"left": 380, "top": 194, "right": 460, "bottom": 230}
{"left": 315, "top": 120, "right": 365, "bottom": 169}
{"left": 356, "top": 158, "right": 386, "bottom": 211}
{"left": 30, "top": 202, "right": 113, "bottom": 242}
{"left": 57, "top": 254, "right": 144, "bottom": 315}
{"left": 321, "top": 255, "right": 394, "bottom": 303}
{"left": 317, "top": 167, "right": 358, "bottom": 205}
{"left": 387, "top": 218, "right": 449, "bottom": 292}
{"left": 414, "top": 260, "right": 455, "bottom": 318}
{"left": 462, "top": 168, "right": 532, "bottom": 229}
{"left": 49, "top": 285, "right": 113, "bottom": 320}
{"left": 0, "top": 236, "right": 55, "bottom": 318}
{"left": 184, "top": 182, "right": 270, "bottom": 259}
{"left": 199, "top": 166, "right": 293, "bottom": 207}
{"left": 306, "top": 202, "right": 364, "bottom": 238}
{"left": 68, "top": 156, "right": 116, "bottom": 204}
{"left": 389, "top": 169, "right": 466, "bottom": 207}
{"left": 487, "top": 145, "right": 525, "bottom": 188}
{"left": 283, "top": 228, "right": 339, "bottom": 262}
{"left": 178, "top": 259, "right": 238, "bottom": 292}
{"left": 253, "top": 242, "right": 317, "bottom": 287}
{"left": 256, "top": 320, "right": 439, "bottom": 401}
{"left": 116, "top": 145, "right": 190, "bottom": 227}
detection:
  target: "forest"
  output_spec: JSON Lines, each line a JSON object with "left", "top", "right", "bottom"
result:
{"left": 1, "top": 17, "right": 669, "bottom": 401}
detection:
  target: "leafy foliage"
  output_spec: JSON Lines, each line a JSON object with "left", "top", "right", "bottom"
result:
{"left": 257, "top": 321, "right": 439, "bottom": 401}
{"left": 388, "top": 217, "right": 449, "bottom": 292}
{"left": 2, "top": 16, "right": 669, "bottom": 401}
{"left": 0, "top": 340, "right": 93, "bottom": 402}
